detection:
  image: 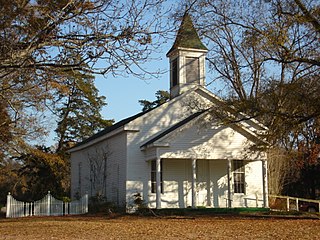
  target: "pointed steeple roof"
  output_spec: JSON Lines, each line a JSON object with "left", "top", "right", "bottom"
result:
{"left": 167, "top": 12, "right": 207, "bottom": 56}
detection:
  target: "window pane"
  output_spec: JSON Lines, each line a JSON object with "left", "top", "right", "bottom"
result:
{"left": 233, "top": 160, "right": 245, "bottom": 194}
{"left": 151, "top": 182, "right": 156, "bottom": 194}
{"left": 151, "top": 160, "right": 156, "bottom": 171}
{"left": 151, "top": 172, "right": 156, "bottom": 181}
{"left": 172, "top": 58, "right": 178, "bottom": 87}
{"left": 234, "top": 173, "right": 243, "bottom": 182}
{"left": 151, "top": 160, "right": 163, "bottom": 193}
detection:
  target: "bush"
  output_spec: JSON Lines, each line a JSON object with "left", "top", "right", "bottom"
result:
{"left": 131, "top": 193, "right": 150, "bottom": 215}
{"left": 88, "top": 195, "right": 124, "bottom": 214}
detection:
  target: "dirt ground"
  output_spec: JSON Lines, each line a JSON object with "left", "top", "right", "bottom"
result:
{"left": 0, "top": 215, "right": 319, "bottom": 240}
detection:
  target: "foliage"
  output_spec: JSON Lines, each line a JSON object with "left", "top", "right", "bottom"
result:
{"left": 139, "top": 90, "right": 170, "bottom": 112}
{"left": 283, "top": 118, "right": 320, "bottom": 198}
{"left": 54, "top": 71, "right": 114, "bottom": 151}
{"left": 187, "top": 0, "right": 319, "bottom": 128}
{"left": 0, "top": 0, "right": 169, "bottom": 202}
{"left": 0, "top": 0, "right": 169, "bottom": 158}
{"left": 132, "top": 192, "right": 149, "bottom": 214}
{"left": 88, "top": 195, "right": 123, "bottom": 214}
{"left": 0, "top": 159, "right": 20, "bottom": 205}
{"left": 0, "top": 100, "right": 12, "bottom": 160}
{"left": 267, "top": 148, "right": 291, "bottom": 196}
{"left": 185, "top": 0, "right": 320, "bottom": 197}
{"left": 13, "top": 145, "right": 70, "bottom": 201}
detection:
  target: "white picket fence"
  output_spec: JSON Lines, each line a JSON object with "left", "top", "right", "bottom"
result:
{"left": 6, "top": 191, "right": 88, "bottom": 218}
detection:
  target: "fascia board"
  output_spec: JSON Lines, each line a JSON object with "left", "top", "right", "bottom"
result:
{"left": 196, "top": 87, "right": 268, "bottom": 131}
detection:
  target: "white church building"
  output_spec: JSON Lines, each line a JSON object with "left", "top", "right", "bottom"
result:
{"left": 69, "top": 13, "right": 269, "bottom": 210}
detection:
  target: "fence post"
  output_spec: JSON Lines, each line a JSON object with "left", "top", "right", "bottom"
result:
{"left": 295, "top": 198, "right": 299, "bottom": 211}
{"left": 85, "top": 193, "right": 88, "bottom": 213}
{"left": 31, "top": 202, "right": 34, "bottom": 216}
{"left": 6, "top": 192, "right": 11, "bottom": 218}
{"left": 64, "top": 202, "right": 68, "bottom": 215}
{"left": 47, "top": 191, "right": 51, "bottom": 216}
{"left": 286, "top": 197, "right": 290, "bottom": 211}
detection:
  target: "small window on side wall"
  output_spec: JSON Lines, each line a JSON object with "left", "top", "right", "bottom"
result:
{"left": 151, "top": 160, "right": 163, "bottom": 193}
{"left": 233, "top": 160, "right": 245, "bottom": 194}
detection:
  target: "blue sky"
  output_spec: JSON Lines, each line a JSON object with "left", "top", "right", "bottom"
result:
{"left": 95, "top": 47, "right": 170, "bottom": 122}
{"left": 46, "top": 38, "right": 172, "bottom": 147}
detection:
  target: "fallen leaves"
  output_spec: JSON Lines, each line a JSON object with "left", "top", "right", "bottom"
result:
{"left": 0, "top": 215, "right": 319, "bottom": 239}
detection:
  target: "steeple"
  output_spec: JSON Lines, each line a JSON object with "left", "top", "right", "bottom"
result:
{"left": 167, "top": 12, "right": 208, "bottom": 98}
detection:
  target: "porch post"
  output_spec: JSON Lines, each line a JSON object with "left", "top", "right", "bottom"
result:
{"left": 227, "top": 159, "right": 232, "bottom": 208}
{"left": 156, "top": 157, "right": 161, "bottom": 209}
{"left": 262, "top": 159, "right": 269, "bottom": 208}
{"left": 191, "top": 159, "right": 197, "bottom": 208}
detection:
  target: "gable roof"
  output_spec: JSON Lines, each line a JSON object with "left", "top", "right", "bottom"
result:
{"left": 69, "top": 110, "right": 150, "bottom": 151}
{"left": 167, "top": 12, "right": 207, "bottom": 56}
{"left": 68, "top": 87, "right": 200, "bottom": 152}
{"left": 69, "top": 86, "right": 268, "bottom": 153}
{"left": 140, "top": 109, "right": 208, "bottom": 149}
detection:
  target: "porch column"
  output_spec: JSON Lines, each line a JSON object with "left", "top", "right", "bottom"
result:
{"left": 191, "top": 159, "right": 197, "bottom": 208}
{"left": 156, "top": 157, "right": 161, "bottom": 209}
{"left": 227, "top": 159, "right": 232, "bottom": 208}
{"left": 262, "top": 159, "right": 269, "bottom": 208}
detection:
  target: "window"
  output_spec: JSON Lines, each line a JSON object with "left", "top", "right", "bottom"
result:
{"left": 186, "top": 57, "right": 199, "bottom": 83}
{"left": 171, "top": 58, "right": 178, "bottom": 87}
{"left": 233, "top": 160, "right": 245, "bottom": 194}
{"left": 151, "top": 160, "right": 163, "bottom": 193}
{"left": 78, "top": 162, "right": 82, "bottom": 195}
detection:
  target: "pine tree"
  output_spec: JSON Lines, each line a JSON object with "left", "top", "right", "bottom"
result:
{"left": 55, "top": 72, "right": 113, "bottom": 152}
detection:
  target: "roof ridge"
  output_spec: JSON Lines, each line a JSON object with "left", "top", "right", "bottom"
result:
{"left": 68, "top": 88, "right": 202, "bottom": 151}
{"left": 69, "top": 109, "right": 151, "bottom": 150}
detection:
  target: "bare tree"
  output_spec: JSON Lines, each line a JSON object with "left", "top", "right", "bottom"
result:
{"left": 177, "top": 0, "right": 320, "bottom": 196}
{"left": 87, "top": 146, "right": 112, "bottom": 199}
{"left": 267, "top": 148, "right": 291, "bottom": 196}
{"left": 0, "top": 0, "right": 171, "bottom": 157}
{"left": 188, "top": 0, "right": 319, "bottom": 125}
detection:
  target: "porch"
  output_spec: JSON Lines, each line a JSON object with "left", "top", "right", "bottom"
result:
{"left": 147, "top": 158, "right": 268, "bottom": 209}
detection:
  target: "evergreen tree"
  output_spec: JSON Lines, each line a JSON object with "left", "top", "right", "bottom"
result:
{"left": 54, "top": 72, "right": 114, "bottom": 152}
{"left": 139, "top": 90, "right": 170, "bottom": 112}
{"left": 15, "top": 146, "right": 70, "bottom": 201}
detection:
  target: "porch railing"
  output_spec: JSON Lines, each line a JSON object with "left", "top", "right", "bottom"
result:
{"left": 269, "top": 195, "right": 320, "bottom": 213}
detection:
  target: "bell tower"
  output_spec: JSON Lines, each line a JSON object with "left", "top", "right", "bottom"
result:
{"left": 166, "top": 12, "right": 208, "bottom": 99}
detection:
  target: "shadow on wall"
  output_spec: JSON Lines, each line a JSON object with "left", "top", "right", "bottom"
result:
{"left": 156, "top": 159, "right": 229, "bottom": 208}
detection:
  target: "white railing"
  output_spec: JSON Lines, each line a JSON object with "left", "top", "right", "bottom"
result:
{"left": 6, "top": 191, "right": 88, "bottom": 218}
{"left": 269, "top": 195, "right": 320, "bottom": 213}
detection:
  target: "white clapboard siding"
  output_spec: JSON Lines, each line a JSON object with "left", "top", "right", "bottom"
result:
{"left": 70, "top": 131, "right": 127, "bottom": 206}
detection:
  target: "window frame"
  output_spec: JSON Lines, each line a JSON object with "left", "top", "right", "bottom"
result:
{"left": 233, "top": 160, "right": 246, "bottom": 194}
{"left": 151, "top": 160, "right": 163, "bottom": 194}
